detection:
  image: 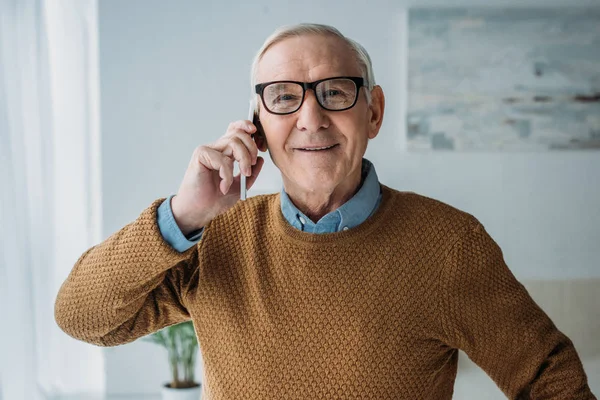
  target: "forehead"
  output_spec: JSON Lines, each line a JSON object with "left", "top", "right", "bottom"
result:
{"left": 256, "top": 34, "right": 362, "bottom": 83}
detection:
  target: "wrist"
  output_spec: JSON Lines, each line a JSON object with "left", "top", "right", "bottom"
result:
{"left": 170, "top": 195, "right": 204, "bottom": 236}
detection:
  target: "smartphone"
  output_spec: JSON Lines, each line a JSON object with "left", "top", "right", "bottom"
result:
{"left": 240, "top": 105, "right": 266, "bottom": 200}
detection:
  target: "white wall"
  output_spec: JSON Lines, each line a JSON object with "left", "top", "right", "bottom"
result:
{"left": 98, "top": 0, "right": 600, "bottom": 396}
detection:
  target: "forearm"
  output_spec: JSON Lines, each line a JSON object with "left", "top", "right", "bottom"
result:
{"left": 525, "top": 334, "right": 595, "bottom": 399}
{"left": 54, "top": 198, "right": 198, "bottom": 346}
{"left": 439, "top": 220, "right": 596, "bottom": 399}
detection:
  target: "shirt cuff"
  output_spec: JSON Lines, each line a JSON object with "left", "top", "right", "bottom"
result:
{"left": 157, "top": 195, "right": 203, "bottom": 252}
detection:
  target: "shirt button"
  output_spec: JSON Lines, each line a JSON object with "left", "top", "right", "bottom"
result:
{"left": 299, "top": 216, "right": 306, "bottom": 225}
{"left": 343, "top": 226, "right": 349, "bottom": 231}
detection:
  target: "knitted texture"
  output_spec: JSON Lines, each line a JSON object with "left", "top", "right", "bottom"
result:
{"left": 55, "top": 185, "right": 595, "bottom": 399}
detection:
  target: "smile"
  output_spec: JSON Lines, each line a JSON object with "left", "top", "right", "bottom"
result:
{"left": 297, "top": 144, "right": 338, "bottom": 151}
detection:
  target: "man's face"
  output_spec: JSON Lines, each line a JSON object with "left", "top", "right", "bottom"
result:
{"left": 255, "top": 34, "right": 384, "bottom": 197}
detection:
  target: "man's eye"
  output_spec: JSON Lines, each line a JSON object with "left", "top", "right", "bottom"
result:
{"left": 323, "top": 89, "right": 351, "bottom": 99}
{"left": 274, "top": 94, "right": 299, "bottom": 103}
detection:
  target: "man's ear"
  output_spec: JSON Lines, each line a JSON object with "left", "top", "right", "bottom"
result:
{"left": 367, "top": 85, "right": 385, "bottom": 140}
{"left": 255, "top": 132, "right": 268, "bottom": 152}
{"left": 254, "top": 109, "right": 268, "bottom": 152}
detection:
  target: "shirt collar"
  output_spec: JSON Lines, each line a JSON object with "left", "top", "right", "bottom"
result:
{"left": 279, "top": 158, "right": 381, "bottom": 232}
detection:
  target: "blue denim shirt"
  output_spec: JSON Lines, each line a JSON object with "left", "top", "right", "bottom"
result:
{"left": 157, "top": 158, "right": 382, "bottom": 252}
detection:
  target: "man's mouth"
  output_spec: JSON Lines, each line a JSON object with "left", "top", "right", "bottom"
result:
{"left": 296, "top": 144, "right": 339, "bottom": 152}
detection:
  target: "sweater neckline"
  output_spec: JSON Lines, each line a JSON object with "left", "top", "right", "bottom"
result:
{"left": 272, "top": 184, "right": 395, "bottom": 244}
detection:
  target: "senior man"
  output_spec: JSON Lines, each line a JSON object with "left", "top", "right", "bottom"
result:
{"left": 55, "top": 24, "right": 595, "bottom": 399}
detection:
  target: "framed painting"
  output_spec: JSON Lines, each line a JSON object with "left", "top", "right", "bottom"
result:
{"left": 407, "top": 8, "right": 600, "bottom": 151}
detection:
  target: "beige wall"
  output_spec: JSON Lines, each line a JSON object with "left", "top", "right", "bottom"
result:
{"left": 523, "top": 279, "right": 600, "bottom": 359}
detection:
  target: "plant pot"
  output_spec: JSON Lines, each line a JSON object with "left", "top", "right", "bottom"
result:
{"left": 161, "top": 382, "right": 202, "bottom": 400}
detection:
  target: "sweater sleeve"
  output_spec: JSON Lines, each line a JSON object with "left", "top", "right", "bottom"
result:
{"left": 157, "top": 195, "right": 203, "bottom": 252}
{"left": 54, "top": 198, "right": 200, "bottom": 347}
{"left": 438, "top": 221, "right": 596, "bottom": 399}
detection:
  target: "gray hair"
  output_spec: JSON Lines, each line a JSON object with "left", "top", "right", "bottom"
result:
{"left": 250, "top": 23, "right": 376, "bottom": 113}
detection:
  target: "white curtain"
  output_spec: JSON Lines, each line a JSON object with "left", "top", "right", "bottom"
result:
{"left": 0, "top": 0, "right": 104, "bottom": 399}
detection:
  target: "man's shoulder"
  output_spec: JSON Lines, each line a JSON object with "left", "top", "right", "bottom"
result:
{"left": 381, "top": 184, "right": 479, "bottom": 235}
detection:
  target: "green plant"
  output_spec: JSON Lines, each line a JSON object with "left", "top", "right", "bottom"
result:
{"left": 142, "top": 320, "right": 200, "bottom": 389}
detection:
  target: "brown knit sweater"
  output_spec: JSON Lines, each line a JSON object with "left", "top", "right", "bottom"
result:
{"left": 55, "top": 185, "right": 595, "bottom": 399}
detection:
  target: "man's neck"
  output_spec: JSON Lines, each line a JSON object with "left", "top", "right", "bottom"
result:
{"left": 283, "top": 170, "right": 362, "bottom": 223}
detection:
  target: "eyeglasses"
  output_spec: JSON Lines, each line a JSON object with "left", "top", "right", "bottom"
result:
{"left": 255, "top": 76, "right": 365, "bottom": 115}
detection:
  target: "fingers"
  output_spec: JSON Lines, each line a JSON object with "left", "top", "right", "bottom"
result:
{"left": 222, "top": 137, "right": 254, "bottom": 177}
{"left": 196, "top": 146, "right": 235, "bottom": 195}
{"left": 197, "top": 149, "right": 265, "bottom": 197}
{"left": 218, "top": 163, "right": 234, "bottom": 196}
{"left": 229, "top": 155, "right": 265, "bottom": 195}
{"left": 245, "top": 156, "right": 265, "bottom": 189}
{"left": 212, "top": 121, "right": 259, "bottom": 177}
{"left": 229, "top": 119, "right": 256, "bottom": 134}
{"left": 195, "top": 120, "right": 265, "bottom": 196}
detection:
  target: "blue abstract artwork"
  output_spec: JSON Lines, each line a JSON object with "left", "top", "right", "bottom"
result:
{"left": 407, "top": 8, "right": 600, "bottom": 151}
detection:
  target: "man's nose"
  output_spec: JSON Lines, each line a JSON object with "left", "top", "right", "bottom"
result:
{"left": 296, "top": 89, "right": 329, "bottom": 133}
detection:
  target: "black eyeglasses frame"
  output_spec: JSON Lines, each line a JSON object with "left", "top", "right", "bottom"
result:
{"left": 254, "top": 76, "right": 365, "bottom": 115}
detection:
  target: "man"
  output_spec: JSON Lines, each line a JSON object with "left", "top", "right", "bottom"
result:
{"left": 55, "top": 24, "right": 595, "bottom": 399}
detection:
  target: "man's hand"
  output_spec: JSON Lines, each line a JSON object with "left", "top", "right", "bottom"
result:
{"left": 171, "top": 120, "right": 265, "bottom": 235}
